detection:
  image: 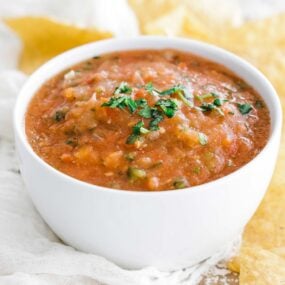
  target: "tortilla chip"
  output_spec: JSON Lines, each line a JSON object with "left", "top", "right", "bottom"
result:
{"left": 5, "top": 17, "right": 112, "bottom": 74}
{"left": 144, "top": 5, "right": 210, "bottom": 40}
{"left": 220, "top": 13, "right": 285, "bottom": 48}
{"left": 128, "top": 0, "right": 177, "bottom": 32}
{"left": 239, "top": 246, "right": 285, "bottom": 285}
{"left": 217, "top": 15, "right": 285, "bottom": 285}
{"left": 129, "top": 0, "right": 242, "bottom": 34}
{"left": 227, "top": 256, "right": 240, "bottom": 273}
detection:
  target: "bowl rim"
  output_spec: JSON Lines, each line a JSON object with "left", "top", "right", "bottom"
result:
{"left": 14, "top": 36, "right": 283, "bottom": 196}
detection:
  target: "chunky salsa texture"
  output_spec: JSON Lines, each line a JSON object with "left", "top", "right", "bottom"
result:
{"left": 26, "top": 49, "right": 270, "bottom": 191}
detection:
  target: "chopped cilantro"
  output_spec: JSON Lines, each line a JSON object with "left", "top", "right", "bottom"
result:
{"left": 103, "top": 82, "right": 220, "bottom": 145}
{"left": 159, "top": 86, "right": 180, "bottom": 96}
{"left": 114, "top": 82, "right": 132, "bottom": 95}
{"left": 101, "top": 96, "right": 137, "bottom": 113}
{"left": 126, "top": 121, "right": 149, "bottom": 144}
{"left": 145, "top": 82, "right": 160, "bottom": 96}
{"left": 145, "top": 83, "right": 193, "bottom": 107}
{"left": 213, "top": 98, "right": 228, "bottom": 107}
{"left": 199, "top": 102, "right": 215, "bottom": 112}
{"left": 124, "top": 97, "right": 137, "bottom": 113}
{"left": 197, "top": 94, "right": 227, "bottom": 115}
{"left": 101, "top": 96, "right": 125, "bottom": 108}
{"left": 131, "top": 120, "right": 144, "bottom": 135}
{"left": 237, "top": 103, "right": 253, "bottom": 115}
{"left": 138, "top": 105, "right": 152, "bottom": 118}
{"left": 155, "top": 99, "right": 178, "bottom": 118}
{"left": 126, "top": 134, "right": 140, "bottom": 144}
{"left": 199, "top": 102, "right": 224, "bottom": 116}
{"left": 149, "top": 109, "right": 164, "bottom": 131}
{"left": 135, "top": 98, "right": 147, "bottom": 107}
{"left": 160, "top": 84, "right": 193, "bottom": 107}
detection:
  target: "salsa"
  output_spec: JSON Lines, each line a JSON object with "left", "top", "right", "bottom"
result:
{"left": 26, "top": 49, "right": 270, "bottom": 191}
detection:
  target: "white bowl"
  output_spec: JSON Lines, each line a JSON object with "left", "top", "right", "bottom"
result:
{"left": 14, "top": 36, "right": 282, "bottom": 270}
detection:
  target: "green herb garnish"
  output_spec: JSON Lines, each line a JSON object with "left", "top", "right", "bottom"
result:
{"left": 155, "top": 99, "right": 178, "bottom": 118}
{"left": 213, "top": 98, "right": 228, "bottom": 107}
{"left": 145, "top": 83, "right": 193, "bottom": 107}
{"left": 102, "top": 96, "right": 137, "bottom": 113}
{"left": 126, "top": 121, "right": 149, "bottom": 144}
{"left": 237, "top": 103, "right": 253, "bottom": 115}
{"left": 102, "top": 82, "right": 215, "bottom": 145}
{"left": 135, "top": 98, "right": 148, "bottom": 107}
{"left": 138, "top": 105, "right": 152, "bottom": 118}
{"left": 197, "top": 93, "right": 228, "bottom": 115}
{"left": 161, "top": 84, "right": 193, "bottom": 107}
{"left": 199, "top": 100, "right": 225, "bottom": 116}
{"left": 149, "top": 109, "right": 164, "bottom": 131}
{"left": 145, "top": 82, "right": 161, "bottom": 96}
{"left": 199, "top": 102, "right": 215, "bottom": 112}
{"left": 114, "top": 82, "right": 132, "bottom": 95}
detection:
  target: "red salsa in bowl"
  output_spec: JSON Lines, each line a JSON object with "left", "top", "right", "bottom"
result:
{"left": 26, "top": 49, "right": 270, "bottom": 191}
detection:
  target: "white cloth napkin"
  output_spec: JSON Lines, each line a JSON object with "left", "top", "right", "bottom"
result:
{"left": 0, "top": 0, "right": 284, "bottom": 284}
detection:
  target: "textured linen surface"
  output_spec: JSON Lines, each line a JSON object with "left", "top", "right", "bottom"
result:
{"left": 0, "top": 0, "right": 284, "bottom": 284}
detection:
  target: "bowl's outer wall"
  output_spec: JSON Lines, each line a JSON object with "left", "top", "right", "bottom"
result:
{"left": 14, "top": 37, "right": 282, "bottom": 270}
{"left": 16, "top": 132, "right": 278, "bottom": 269}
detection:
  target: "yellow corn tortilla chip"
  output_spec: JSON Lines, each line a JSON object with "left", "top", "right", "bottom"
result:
{"left": 220, "top": 13, "right": 285, "bottom": 48}
{"left": 218, "top": 16, "right": 285, "bottom": 285}
{"left": 5, "top": 17, "right": 112, "bottom": 74}
{"left": 128, "top": 0, "right": 177, "bottom": 32}
{"left": 218, "top": 10, "right": 285, "bottom": 262}
{"left": 129, "top": 0, "right": 242, "bottom": 34}
{"left": 143, "top": 5, "right": 210, "bottom": 40}
{"left": 227, "top": 256, "right": 240, "bottom": 273}
{"left": 239, "top": 246, "right": 285, "bottom": 285}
